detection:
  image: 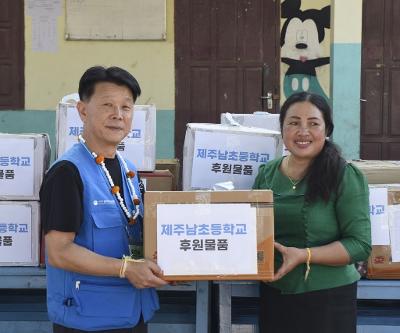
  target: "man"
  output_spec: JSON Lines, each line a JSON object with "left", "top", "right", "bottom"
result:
{"left": 40, "top": 66, "right": 167, "bottom": 333}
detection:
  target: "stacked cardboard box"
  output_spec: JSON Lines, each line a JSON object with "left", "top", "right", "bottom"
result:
{"left": 367, "top": 185, "right": 400, "bottom": 279}
{"left": 351, "top": 160, "right": 400, "bottom": 184}
{"left": 220, "top": 112, "right": 288, "bottom": 155}
{"left": 139, "top": 170, "right": 174, "bottom": 191}
{"left": 156, "top": 159, "right": 180, "bottom": 190}
{"left": 56, "top": 94, "right": 157, "bottom": 171}
{"left": 183, "top": 123, "right": 283, "bottom": 191}
{"left": 144, "top": 190, "right": 274, "bottom": 281}
{"left": 221, "top": 112, "right": 280, "bottom": 131}
{"left": 0, "top": 133, "right": 50, "bottom": 266}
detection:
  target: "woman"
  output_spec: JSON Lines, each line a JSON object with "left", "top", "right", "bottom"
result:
{"left": 253, "top": 92, "right": 371, "bottom": 333}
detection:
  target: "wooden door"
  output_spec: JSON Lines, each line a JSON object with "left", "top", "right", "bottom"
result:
{"left": 175, "top": 0, "right": 280, "bottom": 161}
{"left": 361, "top": 0, "right": 400, "bottom": 159}
{"left": 0, "top": 0, "right": 24, "bottom": 109}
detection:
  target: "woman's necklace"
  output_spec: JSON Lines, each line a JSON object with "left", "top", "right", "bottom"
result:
{"left": 285, "top": 155, "right": 303, "bottom": 190}
{"left": 78, "top": 135, "right": 141, "bottom": 224}
{"left": 287, "top": 174, "right": 302, "bottom": 190}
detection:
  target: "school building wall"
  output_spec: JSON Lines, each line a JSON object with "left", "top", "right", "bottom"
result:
{"left": 0, "top": 0, "right": 363, "bottom": 161}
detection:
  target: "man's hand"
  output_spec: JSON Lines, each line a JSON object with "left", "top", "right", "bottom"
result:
{"left": 124, "top": 260, "right": 168, "bottom": 288}
{"left": 272, "top": 242, "right": 307, "bottom": 281}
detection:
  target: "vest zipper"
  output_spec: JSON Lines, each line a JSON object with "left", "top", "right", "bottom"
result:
{"left": 75, "top": 280, "right": 80, "bottom": 290}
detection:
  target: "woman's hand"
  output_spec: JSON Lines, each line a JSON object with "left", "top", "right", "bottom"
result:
{"left": 272, "top": 242, "right": 307, "bottom": 281}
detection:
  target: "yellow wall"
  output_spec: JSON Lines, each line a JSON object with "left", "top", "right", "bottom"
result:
{"left": 331, "top": 0, "right": 362, "bottom": 43}
{"left": 24, "top": 0, "right": 175, "bottom": 110}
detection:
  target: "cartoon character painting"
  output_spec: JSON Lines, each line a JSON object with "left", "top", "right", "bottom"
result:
{"left": 281, "top": 0, "right": 331, "bottom": 101}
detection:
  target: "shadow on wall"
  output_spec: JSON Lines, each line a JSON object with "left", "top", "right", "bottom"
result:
{"left": 281, "top": 0, "right": 331, "bottom": 101}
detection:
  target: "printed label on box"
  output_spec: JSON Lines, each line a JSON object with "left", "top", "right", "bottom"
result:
{"left": 157, "top": 203, "right": 257, "bottom": 275}
{"left": 0, "top": 205, "right": 32, "bottom": 263}
{"left": 117, "top": 108, "right": 146, "bottom": 162}
{"left": 0, "top": 139, "right": 34, "bottom": 196}
{"left": 191, "top": 131, "right": 276, "bottom": 189}
{"left": 63, "top": 105, "right": 147, "bottom": 162}
{"left": 389, "top": 206, "right": 400, "bottom": 262}
{"left": 369, "top": 187, "right": 390, "bottom": 245}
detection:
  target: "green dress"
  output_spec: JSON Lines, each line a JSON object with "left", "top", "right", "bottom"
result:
{"left": 253, "top": 157, "right": 372, "bottom": 294}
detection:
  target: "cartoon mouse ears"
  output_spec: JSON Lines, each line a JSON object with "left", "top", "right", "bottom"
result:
{"left": 318, "top": 6, "right": 331, "bottom": 29}
{"left": 281, "top": 0, "right": 331, "bottom": 42}
{"left": 282, "top": 0, "right": 301, "bottom": 19}
{"left": 282, "top": 0, "right": 330, "bottom": 29}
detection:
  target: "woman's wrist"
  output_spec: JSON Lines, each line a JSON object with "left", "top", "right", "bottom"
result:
{"left": 300, "top": 247, "right": 309, "bottom": 264}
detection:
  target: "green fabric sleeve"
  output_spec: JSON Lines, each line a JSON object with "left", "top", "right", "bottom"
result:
{"left": 252, "top": 164, "right": 267, "bottom": 189}
{"left": 336, "top": 163, "right": 372, "bottom": 263}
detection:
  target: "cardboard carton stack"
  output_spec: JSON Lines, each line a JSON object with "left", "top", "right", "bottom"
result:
{"left": 351, "top": 160, "right": 400, "bottom": 279}
{"left": 143, "top": 119, "right": 278, "bottom": 280}
{"left": 0, "top": 133, "right": 50, "bottom": 266}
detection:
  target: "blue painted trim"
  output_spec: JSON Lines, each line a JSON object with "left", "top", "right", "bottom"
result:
{"left": 155, "top": 109, "right": 175, "bottom": 159}
{"left": 0, "top": 110, "right": 56, "bottom": 160}
{"left": 330, "top": 43, "right": 362, "bottom": 159}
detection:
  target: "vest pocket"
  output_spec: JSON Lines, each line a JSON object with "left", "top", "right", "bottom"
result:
{"left": 72, "top": 279, "right": 136, "bottom": 318}
{"left": 91, "top": 208, "right": 128, "bottom": 257}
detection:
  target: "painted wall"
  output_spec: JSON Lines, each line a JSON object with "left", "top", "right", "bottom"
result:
{"left": 330, "top": 0, "right": 363, "bottom": 159}
{"left": 0, "top": 0, "right": 175, "bottom": 160}
{"left": 280, "top": 0, "right": 331, "bottom": 103}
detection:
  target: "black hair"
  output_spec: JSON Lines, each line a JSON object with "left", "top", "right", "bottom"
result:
{"left": 78, "top": 66, "right": 141, "bottom": 102}
{"left": 279, "top": 92, "right": 346, "bottom": 203}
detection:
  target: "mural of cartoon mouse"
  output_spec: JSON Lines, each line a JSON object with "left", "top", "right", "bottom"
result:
{"left": 281, "top": 0, "right": 331, "bottom": 101}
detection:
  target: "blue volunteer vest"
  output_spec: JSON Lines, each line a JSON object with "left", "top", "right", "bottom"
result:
{"left": 46, "top": 143, "right": 159, "bottom": 331}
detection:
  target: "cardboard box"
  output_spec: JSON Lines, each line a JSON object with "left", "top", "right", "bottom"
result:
{"left": 156, "top": 159, "right": 180, "bottom": 190}
{"left": 221, "top": 112, "right": 280, "bottom": 131}
{"left": 350, "top": 160, "right": 400, "bottom": 184}
{"left": 144, "top": 190, "right": 274, "bottom": 281}
{"left": 220, "top": 112, "right": 288, "bottom": 156}
{"left": 367, "top": 185, "right": 400, "bottom": 279}
{"left": 0, "top": 133, "right": 50, "bottom": 200}
{"left": 56, "top": 96, "right": 156, "bottom": 171}
{"left": 183, "top": 123, "right": 283, "bottom": 190}
{"left": 0, "top": 201, "right": 40, "bottom": 266}
{"left": 139, "top": 170, "right": 173, "bottom": 191}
